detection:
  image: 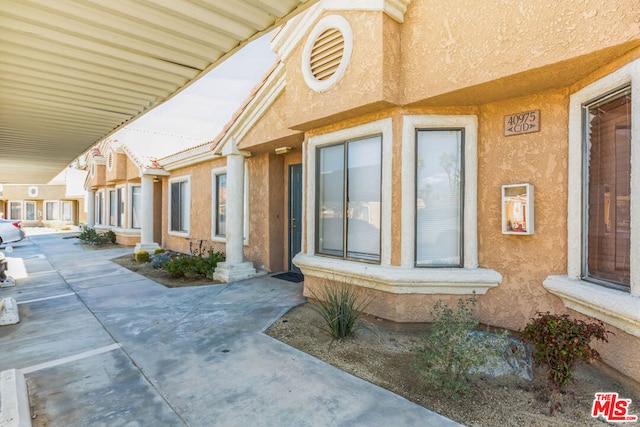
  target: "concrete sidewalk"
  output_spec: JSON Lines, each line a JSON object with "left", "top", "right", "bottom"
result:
{"left": 0, "top": 234, "right": 460, "bottom": 426}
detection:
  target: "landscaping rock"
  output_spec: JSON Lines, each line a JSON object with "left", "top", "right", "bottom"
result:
{"left": 151, "top": 252, "right": 171, "bottom": 268}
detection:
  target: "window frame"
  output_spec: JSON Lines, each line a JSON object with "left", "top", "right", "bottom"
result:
{"left": 401, "top": 115, "right": 479, "bottom": 270}
{"left": 108, "top": 189, "right": 117, "bottom": 226}
{"left": 61, "top": 201, "right": 72, "bottom": 222}
{"left": 414, "top": 128, "right": 465, "bottom": 268}
{"left": 8, "top": 201, "right": 22, "bottom": 220}
{"left": 306, "top": 118, "right": 393, "bottom": 266}
{"left": 24, "top": 201, "right": 36, "bottom": 221}
{"left": 168, "top": 175, "right": 191, "bottom": 237}
{"left": 130, "top": 184, "right": 142, "bottom": 230}
{"left": 314, "top": 135, "right": 383, "bottom": 264}
{"left": 581, "top": 87, "right": 631, "bottom": 291}
{"left": 95, "top": 190, "right": 104, "bottom": 226}
{"left": 44, "top": 200, "right": 60, "bottom": 221}
{"left": 544, "top": 59, "right": 639, "bottom": 338}
{"left": 211, "top": 167, "right": 249, "bottom": 244}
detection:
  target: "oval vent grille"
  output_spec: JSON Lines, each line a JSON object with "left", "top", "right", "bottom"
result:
{"left": 309, "top": 28, "right": 344, "bottom": 81}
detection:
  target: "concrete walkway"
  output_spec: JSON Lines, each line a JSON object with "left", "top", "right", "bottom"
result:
{"left": 0, "top": 233, "right": 460, "bottom": 426}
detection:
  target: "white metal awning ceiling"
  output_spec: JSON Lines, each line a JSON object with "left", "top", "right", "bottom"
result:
{"left": 0, "top": 0, "right": 314, "bottom": 184}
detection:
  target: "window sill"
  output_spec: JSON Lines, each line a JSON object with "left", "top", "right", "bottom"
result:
{"left": 293, "top": 253, "right": 502, "bottom": 295}
{"left": 543, "top": 275, "right": 640, "bottom": 337}
{"left": 168, "top": 231, "right": 190, "bottom": 238}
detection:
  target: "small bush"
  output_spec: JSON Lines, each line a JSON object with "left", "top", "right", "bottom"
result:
{"left": 413, "top": 295, "right": 510, "bottom": 399}
{"left": 78, "top": 227, "right": 116, "bottom": 246}
{"left": 161, "top": 245, "right": 225, "bottom": 279}
{"left": 154, "top": 247, "right": 165, "bottom": 255}
{"left": 309, "top": 281, "right": 371, "bottom": 340}
{"left": 135, "top": 250, "right": 150, "bottom": 263}
{"left": 521, "top": 312, "right": 609, "bottom": 392}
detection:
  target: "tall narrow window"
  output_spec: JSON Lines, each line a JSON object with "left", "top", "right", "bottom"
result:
{"left": 215, "top": 174, "right": 227, "bottom": 237}
{"left": 584, "top": 88, "right": 631, "bottom": 289}
{"left": 170, "top": 178, "right": 190, "bottom": 233}
{"left": 316, "top": 135, "right": 381, "bottom": 262}
{"left": 9, "top": 202, "right": 22, "bottom": 220}
{"left": 96, "top": 192, "right": 104, "bottom": 225}
{"left": 45, "top": 201, "right": 59, "bottom": 221}
{"left": 61, "top": 201, "right": 72, "bottom": 222}
{"left": 415, "top": 129, "right": 463, "bottom": 267}
{"left": 131, "top": 186, "right": 141, "bottom": 229}
{"left": 117, "top": 188, "right": 125, "bottom": 227}
{"left": 109, "top": 190, "right": 116, "bottom": 226}
{"left": 25, "top": 201, "right": 36, "bottom": 221}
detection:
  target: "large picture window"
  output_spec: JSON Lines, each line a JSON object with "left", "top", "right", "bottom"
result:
{"left": 170, "top": 176, "right": 190, "bottom": 234}
{"left": 415, "top": 129, "right": 463, "bottom": 267}
{"left": 583, "top": 88, "right": 631, "bottom": 289}
{"left": 316, "top": 135, "right": 381, "bottom": 262}
{"left": 61, "top": 201, "right": 72, "bottom": 222}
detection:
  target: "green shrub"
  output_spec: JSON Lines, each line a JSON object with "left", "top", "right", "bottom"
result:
{"left": 521, "top": 312, "right": 609, "bottom": 392}
{"left": 78, "top": 227, "right": 116, "bottom": 246}
{"left": 309, "top": 281, "right": 371, "bottom": 340}
{"left": 161, "top": 247, "right": 225, "bottom": 279}
{"left": 413, "top": 295, "right": 510, "bottom": 399}
{"left": 135, "top": 250, "right": 150, "bottom": 263}
{"left": 154, "top": 247, "right": 165, "bottom": 255}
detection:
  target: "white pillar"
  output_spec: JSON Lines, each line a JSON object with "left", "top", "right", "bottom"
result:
{"left": 134, "top": 175, "right": 159, "bottom": 253}
{"left": 213, "top": 150, "right": 256, "bottom": 282}
{"left": 86, "top": 190, "right": 95, "bottom": 228}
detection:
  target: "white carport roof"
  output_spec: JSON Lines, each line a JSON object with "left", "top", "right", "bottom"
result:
{"left": 0, "top": 0, "right": 315, "bottom": 184}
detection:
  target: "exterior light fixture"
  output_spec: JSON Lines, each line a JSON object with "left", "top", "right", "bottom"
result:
{"left": 275, "top": 147, "right": 292, "bottom": 155}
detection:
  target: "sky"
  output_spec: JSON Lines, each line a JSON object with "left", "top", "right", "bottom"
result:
{"left": 129, "top": 33, "right": 277, "bottom": 140}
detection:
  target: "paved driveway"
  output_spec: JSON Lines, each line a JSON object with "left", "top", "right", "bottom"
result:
{"left": 0, "top": 233, "right": 459, "bottom": 426}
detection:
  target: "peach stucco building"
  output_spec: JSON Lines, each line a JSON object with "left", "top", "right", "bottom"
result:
{"left": 86, "top": 1, "right": 640, "bottom": 381}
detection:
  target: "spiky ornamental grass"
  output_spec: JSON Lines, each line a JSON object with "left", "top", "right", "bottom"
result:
{"left": 310, "top": 280, "right": 372, "bottom": 340}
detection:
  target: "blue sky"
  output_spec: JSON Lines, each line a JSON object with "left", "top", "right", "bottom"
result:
{"left": 129, "top": 33, "right": 277, "bottom": 140}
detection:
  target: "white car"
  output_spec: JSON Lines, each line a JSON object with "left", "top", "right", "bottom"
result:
{"left": 0, "top": 219, "right": 25, "bottom": 245}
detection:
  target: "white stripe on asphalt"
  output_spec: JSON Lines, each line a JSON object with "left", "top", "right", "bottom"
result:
{"left": 21, "top": 344, "right": 122, "bottom": 374}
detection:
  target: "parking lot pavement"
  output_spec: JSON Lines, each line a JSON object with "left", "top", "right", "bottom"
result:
{"left": 0, "top": 233, "right": 460, "bottom": 426}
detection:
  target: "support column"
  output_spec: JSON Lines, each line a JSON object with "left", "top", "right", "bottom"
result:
{"left": 135, "top": 175, "right": 159, "bottom": 253}
{"left": 213, "top": 149, "right": 256, "bottom": 283}
{"left": 86, "top": 189, "right": 95, "bottom": 228}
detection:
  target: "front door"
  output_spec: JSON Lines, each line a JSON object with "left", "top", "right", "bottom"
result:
{"left": 288, "top": 164, "right": 303, "bottom": 272}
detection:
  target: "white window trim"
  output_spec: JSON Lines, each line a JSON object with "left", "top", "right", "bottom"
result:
{"left": 129, "top": 183, "right": 141, "bottom": 230}
{"left": 168, "top": 175, "right": 191, "bottom": 238}
{"left": 60, "top": 201, "right": 72, "bottom": 222}
{"left": 295, "top": 116, "right": 501, "bottom": 295}
{"left": 24, "top": 201, "right": 36, "bottom": 221}
{"left": 115, "top": 184, "right": 127, "bottom": 229}
{"left": 44, "top": 200, "right": 60, "bottom": 221}
{"left": 211, "top": 167, "right": 249, "bottom": 245}
{"left": 401, "top": 115, "right": 479, "bottom": 269}
{"left": 107, "top": 189, "right": 117, "bottom": 227}
{"left": 544, "top": 59, "right": 640, "bottom": 337}
{"left": 305, "top": 118, "right": 392, "bottom": 265}
{"left": 95, "top": 190, "right": 105, "bottom": 226}
{"left": 8, "top": 201, "right": 22, "bottom": 220}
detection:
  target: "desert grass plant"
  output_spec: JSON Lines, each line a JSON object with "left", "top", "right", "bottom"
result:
{"left": 413, "top": 294, "right": 511, "bottom": 399}
{"left": 309, "top": 280, "right": 372, "bottom": 340}
{"left": 521, "top": 312, "right": 609, "bottom": 393}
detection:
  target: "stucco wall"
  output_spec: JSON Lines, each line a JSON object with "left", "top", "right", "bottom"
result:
{"left": 285, "top": 11, "right": 396, "bottom": 130}
{"left": 401, "top": 0, "right": 640, "bottom": 105}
